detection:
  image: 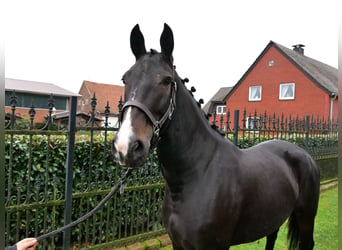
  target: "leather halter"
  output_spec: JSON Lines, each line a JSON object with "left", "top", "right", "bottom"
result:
{"left": 120, "top": 81, "right": 177, "bottom": 149}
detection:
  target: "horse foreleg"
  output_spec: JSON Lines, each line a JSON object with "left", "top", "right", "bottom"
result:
{"left": 265, "top": 228, "right": 279, "bottom": 250}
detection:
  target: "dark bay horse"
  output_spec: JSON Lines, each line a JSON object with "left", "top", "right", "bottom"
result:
{"left": 112, "top": 24, "right": 320, "bottom": 250}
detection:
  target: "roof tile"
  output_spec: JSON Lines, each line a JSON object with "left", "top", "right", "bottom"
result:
{"left": 80, "top": 80, "right": 125, "bottom": 113}
{"left": 272, "top": 41, "right": 338, "bottom": 94}
{"left": 5, "top": 78, "right": 79, "bottom": 96}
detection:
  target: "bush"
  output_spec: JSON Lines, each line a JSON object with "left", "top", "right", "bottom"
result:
{"left": 5, "top": 130, "right": 337, "bottom": 247}
{"left": 5, "top": 134, "right": 164, "bottom": 246}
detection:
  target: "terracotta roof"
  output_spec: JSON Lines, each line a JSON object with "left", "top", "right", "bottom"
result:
{"left": 81, "top": 80, "right": 125, "bottom": 113}
{"left": 5, "top": 78, "right": 79, "bottom": 97}
{"left": 203, "top": 87, "right": 232, "bottom": 113}
{"left": 272, "top": 41, "right": 338, "bottom": 95}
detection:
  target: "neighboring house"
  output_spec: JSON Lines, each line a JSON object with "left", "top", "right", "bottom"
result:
{"left": 206, "top": 41, "right": 338, "bottom": 128}
{"left": 78, "top": 80, "right": 125, "bottom": 128}
{"left": 5, "top": 78, "right": 78, "bottom": 123}
{"left": 53, "top": 111, "right": 102, "bottom": 129}
{"left": 203, "top": 87, "right": 232, "bottom": 130}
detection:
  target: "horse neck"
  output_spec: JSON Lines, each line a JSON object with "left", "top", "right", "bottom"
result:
{"left": 157, "top": 77, "right": 221, "bottom": 188}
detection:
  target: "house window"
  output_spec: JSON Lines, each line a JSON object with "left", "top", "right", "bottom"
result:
{"left": 246, "top": 117, "right": 261, "bottom": 130}
{"left": 279, "top": 83, "right": 295, "bottom": 100}
{"left": 249, "top": 86, "right": 262, "bottom": 101}
{"left": 216, "top": 105, "right": 226, "bottom": 114}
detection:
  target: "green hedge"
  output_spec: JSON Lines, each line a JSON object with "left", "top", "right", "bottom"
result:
{"left": 5, "top": 134, "right": 164, "bottom": 247}
{"left": 228, "top": 133, "right": 338, "bottom": 160}
{"left": 4, "top": 133, "right": 338, "bottom": 247}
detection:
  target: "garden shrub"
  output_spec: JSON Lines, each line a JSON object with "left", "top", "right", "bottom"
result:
{"left": 4, "top": 131, "right": 337, "bottom": 246}
{"left": 5, "top": 134, "right": 164, "bottom": 245}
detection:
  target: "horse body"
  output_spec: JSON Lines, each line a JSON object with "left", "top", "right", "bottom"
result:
{"left": 157, "top": 74, "right": 319, "bottom": 249}
{"left": 112, "top": 24, "right": 320, "bottom": 250}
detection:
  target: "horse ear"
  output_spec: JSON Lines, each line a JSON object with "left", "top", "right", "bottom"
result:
{"left": 160, "top": 23, "right": 174, "bottom": 64}
{"left": 130, "top": 24, "right": 147, "bottom": 60}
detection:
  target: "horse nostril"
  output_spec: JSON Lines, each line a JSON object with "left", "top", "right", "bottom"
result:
{"left": 131, "top": 140, "right": 144, "bottom": 153}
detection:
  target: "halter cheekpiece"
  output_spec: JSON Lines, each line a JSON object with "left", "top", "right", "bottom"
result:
{"left": 120, "top": 79, "right": 177, "bottom": 150}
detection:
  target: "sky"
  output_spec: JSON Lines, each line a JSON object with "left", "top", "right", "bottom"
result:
{"left": 4, "top": 0, "right": 339, "bottom": 105}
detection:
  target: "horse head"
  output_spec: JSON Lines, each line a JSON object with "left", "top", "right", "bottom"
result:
{"left": 112, "top": 23, "right": 177, "bottom": 168}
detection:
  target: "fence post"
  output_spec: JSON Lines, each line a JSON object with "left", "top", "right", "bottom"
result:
{"left": 63, "top": 96, "right": 77, "bottom": 249}
{"left": 118, "top": 96, "right": 123, "bottom": 127}
{"left": 233, "top": 110, "right": 239, "bottom": 146}
{"left": 226, "top": 109, "right": 230, "bottom": 132}
{"left": 305, "top": 115, "right": 310, "bottom": 150}
{"left": 212, "top": 111, "right": 217, "bottom": 127}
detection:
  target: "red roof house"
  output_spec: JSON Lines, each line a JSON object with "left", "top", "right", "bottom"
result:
{"left": 207, "top": 41, "right": 338, "bottom": 129}
{"left": 78, "top": 80, "right": 125, "bottom": 128}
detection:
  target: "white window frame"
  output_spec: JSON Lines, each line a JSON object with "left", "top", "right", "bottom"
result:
{"left": 249, "top": 86, "right": 262, "bottom": 101}
{"left": 216, "top": 105, "right": 226, "bottom": 115}
{"left": 246, "top": 116, "right": 261, "bottom": 130}
{"left": 279, "top": 83, "right": 295, "bottom": 100}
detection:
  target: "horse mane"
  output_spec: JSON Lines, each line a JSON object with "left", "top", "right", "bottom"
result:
{"left": 149, "top": 49, "right": 158, "bottom": 55}
{"left": 177, "top": 70, "right": 225, "bottom": 137}
{"left": 145, "top": 52, "right": 223, "bottom": 136}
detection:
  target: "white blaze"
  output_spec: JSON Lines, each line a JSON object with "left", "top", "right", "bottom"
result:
{"left": 115, "top": 107, "right": 134, "bottom": 163}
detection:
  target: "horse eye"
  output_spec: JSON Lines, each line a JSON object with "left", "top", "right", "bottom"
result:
{"left": 162, "top": 76, "right": 172, "bottom": 85}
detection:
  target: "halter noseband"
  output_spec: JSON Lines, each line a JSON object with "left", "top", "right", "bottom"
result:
{"left": 120, "top": 80, "right": 177, "bottom": 149}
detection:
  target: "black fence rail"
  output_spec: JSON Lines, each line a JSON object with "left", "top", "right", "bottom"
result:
{"left": 211, "top": 108, "right": 338, "bottom": 158}
{"left": 5, "top": 91, "right": 338, "bottom": 249}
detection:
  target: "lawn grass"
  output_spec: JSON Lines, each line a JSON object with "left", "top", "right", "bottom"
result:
{"left": 231, "top": 185, "right": 338, "bottom": 250}
{"left": 161, "top": 186, "right": 338, "bottom": 250}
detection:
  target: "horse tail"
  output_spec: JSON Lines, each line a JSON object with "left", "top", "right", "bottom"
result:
{"left": 287, "top": 212, "right": 300, "bottom": 250}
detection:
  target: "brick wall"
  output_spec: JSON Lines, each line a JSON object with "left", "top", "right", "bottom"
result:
{"left": 223, "top": 46, "right": 335, "bottom": 127}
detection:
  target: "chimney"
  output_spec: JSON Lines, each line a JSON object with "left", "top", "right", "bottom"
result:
{"left": 292, "top": 44, "right": 305, "bottom": 55}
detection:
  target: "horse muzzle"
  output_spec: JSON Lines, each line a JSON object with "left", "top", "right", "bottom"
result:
{"left": 111, "top": 107, "right": 152, "bottom": 168}
{"left": 112, "top": 136, "right": 149, "bottom": 168}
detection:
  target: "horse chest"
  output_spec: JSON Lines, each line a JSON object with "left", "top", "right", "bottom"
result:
{"left": 165, "top": 207, "right": 205, "bottom": 249}
{"left": 163, "top": 187, "right": 235, "bottom": 248}
{"left": 163, "top": 192, "right": 201, "bottom": 239}
{"left": 165, "top": 203, "right": 234, "bottom": 250}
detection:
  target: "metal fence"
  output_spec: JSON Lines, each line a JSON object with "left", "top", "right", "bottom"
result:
{"left": 5, "top": 93, "right": 166, "bottom": 249}
{"left": 211, "top": 108, "right": 338, "bottom": 158}
{"left": 5, "top": 92, "right": 338, "bottom": 249}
